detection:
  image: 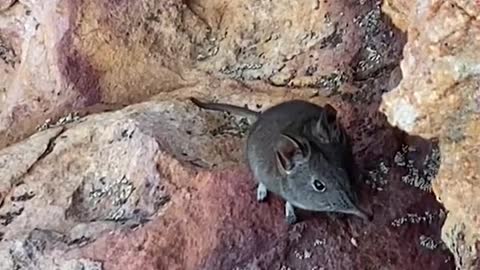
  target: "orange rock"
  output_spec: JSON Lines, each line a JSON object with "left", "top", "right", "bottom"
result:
{"left": 381, "top": 0, "right": 480, "bottom": 268}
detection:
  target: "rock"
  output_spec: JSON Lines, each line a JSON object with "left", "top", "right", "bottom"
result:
{"left": 0, "top": 127, "right": 64, "bottom": 199}
{"left": 0, "top": 94, "right": 227, "bottom": 269}
{"left": 0, "top": 0, "right": 402, "bottom": 150}
{"left": 381, "top": 0, "right": 480, "bottom": 268}
{"left": 0, "top": 0, "right": 457, "bottom": 269}
{"left": 0, "top": 0, "right": 208, "bottom": 149}
{"left": 0, "top": 230, "right": 103, "bottom": 270}
{"left": 381, "top": 0, "right": 412, "bottom": 32}
{"left": 0, "top": 0, "right": 16, "bottom": 12}
{"left": 195, "top": 0, "right": 369, "bottom": 83}
{"left": 268, "top": 69, "right": 295, "bottom": 86}
{"left": 0, "top": 77, "right": 454, "bottom": 269}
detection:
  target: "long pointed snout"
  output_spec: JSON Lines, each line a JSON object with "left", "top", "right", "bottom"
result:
{"left": 338, "top": 195, "right": 373, "bottom": 221}
{"left": 341, "top": 206, "right": 372, "bottom": 221}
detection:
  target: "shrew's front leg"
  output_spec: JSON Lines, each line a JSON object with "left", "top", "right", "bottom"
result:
{"left": 285, "top": 201, "right": 297, "bottom": 224}
{"left": 256, "top": 182, "right": 268, "bottom": 202}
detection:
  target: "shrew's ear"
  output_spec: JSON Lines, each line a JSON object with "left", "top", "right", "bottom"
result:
{"left": 312, "top": 104, "right": 341, "bottom": 143}
{"left": 324, "top": 104, "right": 337, "bottom": 123}
{"left": 275, "top": 134, "right": 310, "bottom": 175}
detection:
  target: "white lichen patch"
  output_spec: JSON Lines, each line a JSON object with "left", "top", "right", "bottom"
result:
{"left": 37, "top": 112, "right": 81, "bottom": 131}
{"left": 293, "top": 249, "right": 312, "bottom": 260}
{"left": 419, "top": 235, "right": 441, "bottom": 250}
{"left": 313, "top": 239, "right": 326, "bottom": 247}
{"left": 303, "top": 249, "right": 312, "bottom": 259}
{"left": 365, "top": 160, "right": 390, "bottom": 190}
{"left": 391, "top": 210, "right": 442, "bottom": 227}
{"left": 288, "top": 222, "right": 307, "bottom": 242}
{"left": 210, "top": 114, "right": 251, "bottom": 137}
{"left": 394, "top": 144, "right": 441, "bottom": 192}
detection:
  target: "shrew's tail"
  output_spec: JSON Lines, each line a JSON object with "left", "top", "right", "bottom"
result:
{"left": 190, "top": 97, "right": 260, "bottom": 119}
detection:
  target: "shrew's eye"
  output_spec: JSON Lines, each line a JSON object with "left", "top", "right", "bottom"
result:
{"left": 312, "top": 179, "right": 326, "bottom": 192}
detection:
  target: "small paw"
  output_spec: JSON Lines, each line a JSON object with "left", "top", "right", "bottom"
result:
{"left": 286, "top": 213, "right": 297, "bottom": 225}
{"left": 285, "top": 202, "right": 297, "bottom": 225}
{"left": 256, "top": 183, "right": 268, "bottom": 202}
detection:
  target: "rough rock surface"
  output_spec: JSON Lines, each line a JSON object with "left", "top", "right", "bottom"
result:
{"left": 0, "top": 0, "right": 406, "bottom": 150}
{"left": 0, "top": 0, "right": 458, "bottom": 269}
{"left": 381, "top": 0, "right": 480, "bottom": 269}
{"left": 0, "top": 0, "right": 208, "bottom": 149}
{"left": 1, "top": 81, "right": 454, "bottom": 269}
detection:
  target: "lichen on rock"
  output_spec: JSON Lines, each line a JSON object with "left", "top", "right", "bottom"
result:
{"left": 381, "top": 0, "right": 480, "bottom": 268}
